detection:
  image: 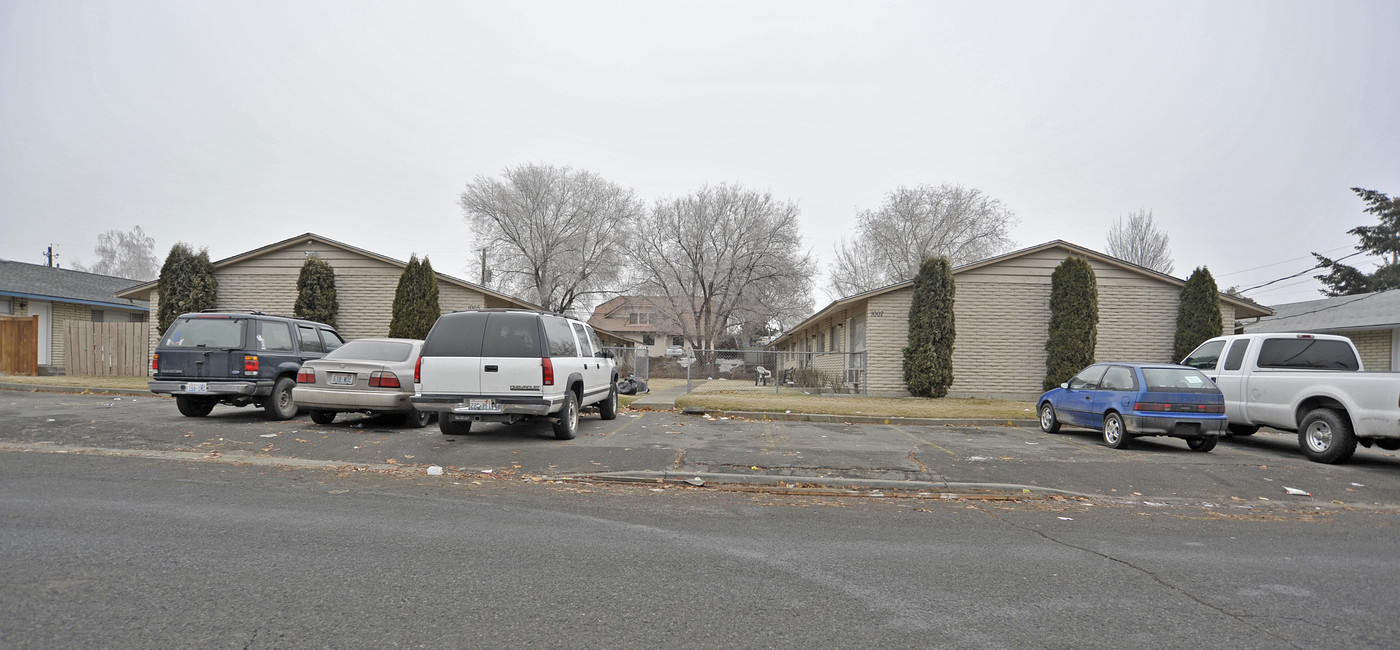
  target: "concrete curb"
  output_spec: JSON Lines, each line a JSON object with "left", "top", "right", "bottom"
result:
{"left": 0, "top": 382, "right": 154, "bottom": 397}
{"left": 562, "top": 470, "right": 1099, "bottom": 498}
{"left": 679, "top": 408, "right": 1040, "bottom": 428}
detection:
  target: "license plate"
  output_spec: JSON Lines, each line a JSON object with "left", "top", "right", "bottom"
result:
{"left": 329, "top": 373, "right": 355, "bottom": 386}
{"left": 467, "top": 399, "right": 498, "bottom": 411}
{"left": 185, "top": 382, "right": 208, "bottom": 394}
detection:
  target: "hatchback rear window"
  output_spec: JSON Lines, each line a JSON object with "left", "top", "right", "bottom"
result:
{"left": 1257, "top": 338, "right": 1359, "bottom": 370}
{"left": 161, "top": 318, "right": 245, "bottom": 348}
{"left": 327, "top": 340, "right": 414, "bottom": 362}
{"left": 1142, "top": 368, "right": 1217, "bottom": 393}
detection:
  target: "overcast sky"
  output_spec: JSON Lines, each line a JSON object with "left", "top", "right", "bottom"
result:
{"left": 2, "top": 0, "right": 1397, "bottom": 307}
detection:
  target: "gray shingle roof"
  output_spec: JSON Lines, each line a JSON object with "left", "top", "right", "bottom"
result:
{"left": 0, "top": 260, "right": 149, "bottom": 311}
{"left": 1243, "top": 290, "right": 1399, "bottom": 333}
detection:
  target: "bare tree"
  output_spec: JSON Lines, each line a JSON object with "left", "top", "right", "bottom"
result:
{"left": 829, "top": 184, "right": 1016, "bottom": 296}
{"left": 1106, "top": 208, "right": 1174, "bottom": 274}
{"left": 73, "top": 226, "right": 159, "bottom": 280}
{"left": 460, "top": 163, "right": 643, "bottom": 315}
{"left": 627, "top": 184, "right": 815, "bottom": 350}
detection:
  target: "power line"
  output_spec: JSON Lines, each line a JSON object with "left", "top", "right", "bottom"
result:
{"left": 1238, "top": 251, "right": 1364, "bottom": 294}
{"left": 1215, "top": 245, "right": 1356, "bottom": 278}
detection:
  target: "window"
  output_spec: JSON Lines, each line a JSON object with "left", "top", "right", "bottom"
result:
{"left": 850, "top": 315, "right": 866, "bottom": 353}
{"left": 129, "top": 313, "right": 144, "bottom": 323}
{"left": 571, "top": 323, "right": 593, "bottom": 357}
{"left": 1223, "top": 340, "right": 1250, "bottom": 371}
{"left": 421, "top": 312, "right": 489, "bottom": 357}
{"left": 642, "top": 334, "right": 655, "bottom": 346}
{"left": 0, "top": 299, "right": 10, "bottom": 315}
{"left": 321, "top": 328, "right": 344, "bottom": 352}
{"left": 1181, "top": 340, "right": 1225, "bottom": 370}
{"left": 258, "top": 321, "right": 294, "bottom": 351}
{"left": 297, "top": 325, "right": 324, "bottom": 353}
{"left": 542, "top": 316, "right": 579, "bottom": 357}
{"left": 586, "top": 327, "right": 605, "bottom": 358}
{"left": 91, "top": 309, "right": 105, "bottom": 322}
{"left": 1067, "top": 365, "right": 1107, "bottom": 390}
{"left": 627, "top": 312, "right": 653, "bottom": 325}
{"left": 1257, "top": 338, "right": 1359, "bottom": 370}
{"left": 1099, "top": 366, "right": 1137, "bottom": 391}
{"left": 671, "top": 335, "right": 683, "bottom": 346}
{"left": 162, "top": 317, "right": 245, "bottom": 348}
{"left": 483, "top": 313, "right": 544, "bottom": 358}
{"left": 1142, "top": 367, "right": 1217, "bottom": 393}
{"left": 326, "top": 340, "right": 414, "bottom": 362}
{"left": 817, "top": 332, "right": 825, "bottom": 353}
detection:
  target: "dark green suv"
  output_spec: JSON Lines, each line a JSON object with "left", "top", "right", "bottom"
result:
{"left": 149, "top": 311, "right": 344, "bottom": 419}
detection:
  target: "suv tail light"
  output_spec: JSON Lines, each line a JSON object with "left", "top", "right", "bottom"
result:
{"left": 297, "top": 368, "right": 315, "bottom": 383}
{"left": 542, "top": 357, "right": 554, "bottom": 386}
{"left": 414, "top": 357, "right": 422, "bottom": 384}
{"left": 369, "top": 371, "right": 401, "bottom": 388}
{"left": 244, "top": 355, "right": 260, "bottom": 373}
{"left": 151, "top": 353, "right": 159, "bottom": 371}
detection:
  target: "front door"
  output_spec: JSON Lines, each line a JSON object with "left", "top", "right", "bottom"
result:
{"left": 31, "top": 301, "right": 51, "bottom": 366}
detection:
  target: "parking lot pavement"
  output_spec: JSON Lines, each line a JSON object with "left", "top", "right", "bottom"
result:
{"left": 4, "top": 389, "right": 1400, "bottom": 508}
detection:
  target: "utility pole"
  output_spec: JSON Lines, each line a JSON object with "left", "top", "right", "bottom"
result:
{"left": 479, "top": 249, "right": 492, "bottom": 285}
{"left": 42, "top": 245, "right": 59, "bottom": 267}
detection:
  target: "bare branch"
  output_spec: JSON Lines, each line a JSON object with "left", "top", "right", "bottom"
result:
{"left": 1105, "top": 208, "right": 1174, "bottom": 274}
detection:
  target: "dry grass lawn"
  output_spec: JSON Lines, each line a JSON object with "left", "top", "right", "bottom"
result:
{"left": 0, "top": 374, "right": 151, "bottom": 390}
{"left": 676, "top": 382, "right": 1036, "bottom": 420}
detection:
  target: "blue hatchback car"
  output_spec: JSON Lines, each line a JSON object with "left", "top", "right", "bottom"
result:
{"left": 1037, "top": 363, "right": 1228, "bottom": 451}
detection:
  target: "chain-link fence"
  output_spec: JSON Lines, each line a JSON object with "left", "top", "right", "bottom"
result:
{"left": 604, "top": 346, "right": 868, "bottom": 395}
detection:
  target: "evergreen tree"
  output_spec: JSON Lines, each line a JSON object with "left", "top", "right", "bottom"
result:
{"left": 1044, "top": 256, "right": 1098, "bottom": 390}
{"left": 389, "top": 255, "right": 441, "bottom": 339}
{"left": 294, "top": 256, "right": 339, "bottom": 327}
{"left": 156, "top": 243, "right": 218, "bottom": 333}
{"left": 1314, "top": 188, "right": 1400, "bottom": 296}
{"left": 1174, "top": 266, "right": 1223, "bottom": 361}
{"left": 902, "top": 256, "right": 956, "bottom": 398}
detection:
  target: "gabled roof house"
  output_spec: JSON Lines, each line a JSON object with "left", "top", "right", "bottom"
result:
{"left": 0, "top": 260, "right": 150, "bottom": 372}
{"left": 1242, "top": 290, "right": 1400, "bottom": 371}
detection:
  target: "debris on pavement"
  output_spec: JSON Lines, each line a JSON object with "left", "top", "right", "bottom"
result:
{"left": 426, "top": 465, "right": 444, "bottom": 476}
{"left": 1284, "top": 487, "right": 1311, "bottom": 496}
{"left": 260, "top": 433, "right": 277, "bottom": 438}
{"left": 1058, "top": 517, "right": 1074, "bottom": 521}
{"left": 685, "top": 476, "right": 705, "bottom": 486}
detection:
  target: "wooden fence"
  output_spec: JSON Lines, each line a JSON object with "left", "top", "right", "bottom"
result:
{"left": 64, "top": 321, "right": 149, "bottom": 376}
{"left": 0, "top": 315, "right": 40, "bottom": 376}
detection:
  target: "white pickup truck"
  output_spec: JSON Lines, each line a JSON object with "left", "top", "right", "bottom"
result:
{"left": 1181, "top": 332, "right": 1400, "bottom": 464}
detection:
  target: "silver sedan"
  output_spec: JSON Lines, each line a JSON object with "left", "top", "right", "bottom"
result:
{"left": 292, "top": 338, "right": 433, "bottom": 427}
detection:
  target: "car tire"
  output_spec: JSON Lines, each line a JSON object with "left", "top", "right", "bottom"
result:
{"left": 1186, "top": 436, "right": 1217, "bottom": 452}
{"left": 402, "top": 407, "right": 432, "bottom": 429}
{"left": 176, "top": 396, "right": 215, "bottom": 417}
{"left": 598, "top": 381, "right": 618, "bottom": 421}
{"left": 265, "top": 376, "right": 298, "bottom": 421}
{"left": 439, "top": 416, "right": 472, "bottom": 435}
{"left": 553, "top": 392, "right": 579, "bottom": 440}
{"left": 1039, "top": 403, "right": 1060, "bottom": 433}
{"left": 309, "top": 409, "right": 336, "bottom": 425}
{"left": 1102, "top": 413, "right": 1130, "bottom": 449}
{"left": 1228, "top": 424, "right": 1260, "bottom": 436}
{"left": 1299, "top": 408, "right": 1357, "bottom": 464}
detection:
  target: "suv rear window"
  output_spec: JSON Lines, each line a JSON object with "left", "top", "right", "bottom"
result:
{"left": 1257, "top": 338, "right": 1359, "bottom": 370}
{"left": 422, "top": 312, "right": 545, "bottom": 358}
{"left": 162, "top": 317, "right": 245, "bottom": 348}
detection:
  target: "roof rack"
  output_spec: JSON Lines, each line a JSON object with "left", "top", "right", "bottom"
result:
{"left": 199, "top": 309, "right": 265, "bottom": 315}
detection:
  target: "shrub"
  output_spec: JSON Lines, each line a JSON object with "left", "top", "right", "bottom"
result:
{"left": 389, "top": 255, "right": 441, "bottom": 339}
{"left": 1044, "top": 256, "right": 1098, "bottom": 390}
{"left": 1174, "top": 267, "right": 1223, "bottom": 360}
{"left": 156, "top": 243, "right": 217, "bottom": 333}
{"left": 903, "top": 256, "right": 956, "bottom": 397}
{"left": 294, "top": 256, "right": 339, "bottom": 327}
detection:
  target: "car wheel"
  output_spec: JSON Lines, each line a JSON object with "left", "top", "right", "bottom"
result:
{"left": 1228, "top": 424, "right": 1260, "bottom": 436}
{"left": 553, "top": 392, "right": 579, "bottom": 440}
{"left": 1038, "top": 403, "right": 1060, "bottom": 433}
{"left": 439, "top": 415, "right": 472, "bottom": 435}
{"left": 309, "top": 409, "right": 336, "bottom": 425}
{"left": 1186, "top": 436, "right": 1217, "bottom": 452}
{"left": 598, "top": 381, "right": 618, "bottom": 421}
{"left": 1299, "top": 408, "right": 1357, "bottom": 464}
{"left": 176, "top": 396, "right": 215, "bottom": 417}
{"left": 1102, "top": 413, "right": 1130, "bottom": 449}
{"left": 265, "top": 376, "right": 298, "bottom": 421}
{"left": 402, "top": 407, "right": 432, "bottom": 429}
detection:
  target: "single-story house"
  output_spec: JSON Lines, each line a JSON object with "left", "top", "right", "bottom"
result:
{"left": 0, "top": 260, "right": 150, "bottom": 374}
{"left": 768, "top": 240, "right": 1272, "bottom": 401}
{"left": 1241, "top": 290, "right": 1400, "bottom": 371}
{"left": 114, "top": 233, "right": 543, "bottom": 364}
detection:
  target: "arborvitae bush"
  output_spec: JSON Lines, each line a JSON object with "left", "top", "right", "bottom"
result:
{"left": 156, "top": 242, "right": 218, "bottom": 333}
{"left": 1044, "top": 256, "right": 1098, "bottom": 390}
{"left": 294, "top": 256, "right": 339, "bottom": 327}
{"left": 902, "top": 256, "right": 956, "bottom": 398}
{"left": 389, "top": 255, "right": 441, "bottom": 339}
{"left": 1174, "top": 266, "right": 1223, "bottom": 361}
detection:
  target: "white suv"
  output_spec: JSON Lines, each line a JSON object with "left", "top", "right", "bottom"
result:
{"left": 410, "top": 309, "right": 618, "bottom": 439}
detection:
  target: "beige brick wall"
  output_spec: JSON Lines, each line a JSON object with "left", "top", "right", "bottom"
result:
{"left": 866, "top": 291, "right": 913, "bottom": 395}
{"left": 48, "top": 302, "right": 88, "bottom": 368}
{"left": 1342, "top": 329, "right": 1393, "bottom": 371}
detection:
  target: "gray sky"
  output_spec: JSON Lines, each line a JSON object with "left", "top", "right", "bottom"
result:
{"left": 2, "top": 0, "right": 1397, "bottom": 306}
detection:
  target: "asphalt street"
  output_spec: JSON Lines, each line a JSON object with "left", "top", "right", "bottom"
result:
{"left": 3, "top": 389, "right": 1399, "bottom": 510}
{"left": 4, "top": 451, "right": 1399, "bottom": 648}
